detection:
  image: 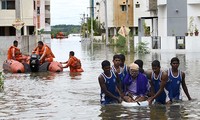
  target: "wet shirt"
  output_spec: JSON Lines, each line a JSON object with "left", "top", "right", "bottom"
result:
{"left": 151, "top": 71, "right": 169, "bottom": 104}
{"left": 121, "top": 64, "right": 128, "bottom": 81}
{"left": 100, "top": 70, "right": 119, "bottom": 104}
{"left": 111, "top": 66, "right": 124, "bottom": 81}
{"left": 124, "top": 72, "right": 149, "bottom": 96}
{"left": 167, "top": 68, "right": 182, "bottom": 100}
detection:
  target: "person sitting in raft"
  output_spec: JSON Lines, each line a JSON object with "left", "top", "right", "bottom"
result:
{"left": 98, "top": 60, "right": 123, "bottom": 105}
{"left": 123, "top": 63, "right": 149, "bottom": 102}
{"left": 34, "top": 41, "right": 55, "bottom": 64}
{"left": 60, "top": 51, "right": 83, "bottom": 72}
{"left": 7, "top": 40, "right": 28, "bottom": 63}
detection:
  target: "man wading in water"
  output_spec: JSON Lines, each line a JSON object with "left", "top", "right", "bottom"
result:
{"left": 98, "top": 60, "right": 123, "bottom": 105}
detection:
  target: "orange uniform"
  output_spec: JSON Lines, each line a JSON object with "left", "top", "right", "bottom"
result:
{"left": 7, "top": 46, "right": 25, "bottom": 62}
{"left": 34, "top": 44, "right": 55, "bottom": 64}
{"left": 66, "top": 56, "right": 83, "bottom": 72}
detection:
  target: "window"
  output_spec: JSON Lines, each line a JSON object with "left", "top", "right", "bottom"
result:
{"left": 1, "top": 0, "right": 15, "bottom": 10}
{"left": 37, "top": 7, "right": 40, "bottom": 15}
{"left": 121, "top": 5, "right": 126, "bottom": 11}
{"left": 0, "top": 27, "right": 5, "bottom": 36}
{"left": 135, "top": 2, "right": 140, "bottom": 8}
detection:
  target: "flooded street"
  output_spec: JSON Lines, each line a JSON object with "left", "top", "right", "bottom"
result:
{"left": 0, "top": 36, "right": 200, "bottom": 119}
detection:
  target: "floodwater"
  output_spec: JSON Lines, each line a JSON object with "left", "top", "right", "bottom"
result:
{"left": 0, "top": 36, "right": 200, "bottom": 119}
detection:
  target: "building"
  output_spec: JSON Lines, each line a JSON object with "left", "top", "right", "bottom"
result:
{"left": 152, "top": 0, "right": 200, "bottom": 37}
{"left": 0, "top": 0, "right": 35, "bottom": 36}
{"left": 0, "top": 0, "right": 51, "bottom": 54}
{"left": 94, "top": 0, "right": 134, "bottom": 36}
{"left": 134, "top": 0, "right": 200, "bottom": 52}
{"left": 36, "top": 0, "right": 51, "bottom": 32}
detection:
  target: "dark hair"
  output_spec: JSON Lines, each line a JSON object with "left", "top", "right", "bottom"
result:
{"left": 152, "top": 60, "right": 160, "bottom": 68}
{"left": 69, "top": 51, "right": 74, "bottom": 56}
{"left": 113, "top": 54, "right": 121, "bottom": 60}
{"left": 38, "top": 41, "right": 44, "bottom": 45}
{"left": 134, "top": 59, "right": 144, "bottom": 73}
{"left": 13, "top": 40, "right": 18, "bottom": 44}
{"left": 119, "top": 54, "right": 125, "bottom": 61}
{"left": 134, "top": 59, "right": 143, "bottom": 68}
{"left": 171, "top": 57, "right": 179, "bottom": 64}
{"left": 101, "top": 60, "right": 110, "bottom": 68}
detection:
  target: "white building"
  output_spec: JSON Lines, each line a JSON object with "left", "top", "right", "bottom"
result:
{"left": 0, "top": 0, "right": 50, "bottom": 36}
{"left": 0, "top": 0, "right": 51, "bottom": 54}
{"left": 134, "top": 0, "right": 200, "bottom": 52}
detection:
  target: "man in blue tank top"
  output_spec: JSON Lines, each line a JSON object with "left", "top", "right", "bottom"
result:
{"left": 119, "top": 54, "right": 128, "bottom": 91}
{"left": 167, "top": 57, "right": 192, "bottom": 102}
{"left": 148, "top": 60, "right": 170, "bottom": 105}
{"left": 98, "top": 60, "right": 123, "bottom": 105}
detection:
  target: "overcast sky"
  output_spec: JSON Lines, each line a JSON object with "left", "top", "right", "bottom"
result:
{"left": 51, "top": 0, "right": 89, "bottom": 26}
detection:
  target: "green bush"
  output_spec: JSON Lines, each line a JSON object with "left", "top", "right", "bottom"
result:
{"left": 0, "top": 72, "right": 4, "bottom": 91}
{"left": 116, "top": 35, "right": 126, "bottom": 47}
{"left": 136, "top": 41, "right": 150, "bottom": 54}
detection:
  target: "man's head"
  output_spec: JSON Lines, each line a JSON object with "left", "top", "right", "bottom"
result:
{"left": 13, "top": 40, "right": 18, "bottom": 47}
{"left": 113, "top": 54, "right": 121, "bottom": 67}
{"left": 119, "top": 54, "right": 125, "bottom": 66}
{"left": 134, "top": 59, "right": 144, "bottom": 73}
{"left": 151, "top": 60, "right": 161, "bottom": 74}
{"left": 170, "top": 57, "right": 180, "bottom": 69}
{"left": 69, "top": 51, "right": 75, "bottom": 56}
{"left": 37, "top": 41, "right": 44, "bottom": 49}
{"left": 129, "top": 63, "right": 139, "bottom": 78}
{"left": 134, "top": 59, "right": 143, "bottom": 69}
{"left": 102, "top": 60, "right": 111, "bottom": 74}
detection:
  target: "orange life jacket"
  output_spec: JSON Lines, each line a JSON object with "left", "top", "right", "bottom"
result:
{"left": 7, "top": 46, "right": 22, "bottom": 60}
{"left": 67, "top": 56, "right": 83, "bottom": 72}
{"left": 34, "top": 44, "right": 55, "bottom": 58}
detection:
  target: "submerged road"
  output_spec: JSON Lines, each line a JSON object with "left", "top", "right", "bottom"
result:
{"left": 0, "top": 36, "right": 200, "bottom": 119}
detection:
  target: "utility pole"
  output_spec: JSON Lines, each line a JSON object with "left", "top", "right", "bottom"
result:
{"left": 15, "top": 0, "right": 21, "bottom": 41}
{"left": 35, "top": 0, "right": 38, "bottom": 42}
{"left": 126, "top": 0, "right": 130, "bottom": 53}
{"left": 90, "top": 0, "right": 94, "bottom": 43}
{"left": 90, "top": 0, "right": 94, "bottom": 54}
{"left": 87, "top": 14, "right": 89, "bottom": 39}
{"left": 104, "top": 0, "right": 109, "bottom": 46}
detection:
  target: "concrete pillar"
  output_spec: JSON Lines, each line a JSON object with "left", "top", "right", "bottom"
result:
{"left": 138, "top": 18, "right": 141, "bottom": 42}
{"left": 114, "top": 27, "right": 117, "bottom": 36}
{"left": 23, "top": 25, "right": 27, "bottom": 35}
{"left": 15, "top": 0, "right": 21, "bottom": 41}
{"left": 152, "top": 18, "right": 158, "bottom": 36}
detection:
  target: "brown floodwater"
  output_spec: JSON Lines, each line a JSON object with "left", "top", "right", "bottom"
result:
{"left": 0, "top": 36, "right": 200, "bottom": 119}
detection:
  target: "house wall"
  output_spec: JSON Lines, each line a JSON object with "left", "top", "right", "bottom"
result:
{"left": 113, "top": 0, "right": 133, "bottom": 27}
{"left": 134, "top": 0, "right": 151, "bottom": 27}
{"left": 134, "top": 36, "right": 200, "bottom": 52}
{"left": 157, "top": 5, "right": 167, "bottom": 36}
{"left": 187, "top": 4, "right": 200, "bottom": 33}
{"left": 167, "top": 0, "right": 187, "bottom": 36}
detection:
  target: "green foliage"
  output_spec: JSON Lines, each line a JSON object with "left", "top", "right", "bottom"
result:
{"left": 0, "top": 72, "right": 4, "bottom": 91}
{"left": 143, "top": 22, "right": 150, "bottom": 36}
{"left": 136, "top": 41, "right": 150, "bottom": 54}
{"left": 51, "top": 24, "right": 81, "bottom": 37}
{"left": 116, "top": 35, "right": 126, "bottom": 47}
{"left": 82, "top": 18, "right": 102, "bottom": 36}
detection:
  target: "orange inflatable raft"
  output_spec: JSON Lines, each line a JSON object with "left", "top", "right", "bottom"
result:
{"left": 3, "top": 60, "right": 25, "bottom": 73}
{"left": 48, "top": 61, "right": 63, "bottom": 72}
{"left": 3, "top": 60, "right": 63, "bottom": 73}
